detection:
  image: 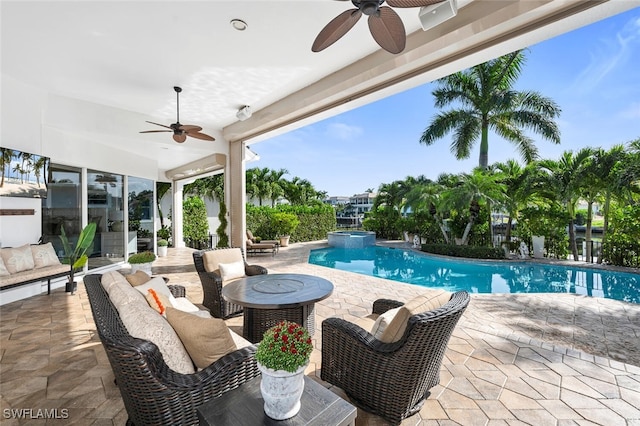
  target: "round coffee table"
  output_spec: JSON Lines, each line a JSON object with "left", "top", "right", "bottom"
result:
{"left": 222, "top": 273, "right": 334, "bottom": 343}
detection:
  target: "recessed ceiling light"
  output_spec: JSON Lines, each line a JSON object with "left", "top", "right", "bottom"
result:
{"left": 230, "top": 19, "right": 247, "bottom": 31}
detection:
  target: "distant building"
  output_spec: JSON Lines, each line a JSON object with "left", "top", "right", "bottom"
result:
{"left": 325, "top": 193, "right": 377, "bottom": 217}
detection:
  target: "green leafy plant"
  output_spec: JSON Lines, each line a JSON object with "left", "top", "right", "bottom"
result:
{"left": 216, "top": 200, "right": 229, "bottom": 248}
{"left": 157, "top": 239, "right": 168, "bottom": 247}
{"left": 255, "top": 321, "right": 312, "bottom": 373}
{"left": 271, "top": 212, "right": 300, "bottom": 237}
{"left": 128, "top": 251, "right": 156, "bottom": 264}
{"left": 183, "top": 196, "right": 209, "bottom": 248}
{"left": 60, "top": 222, "right": 97, "bottom": 287}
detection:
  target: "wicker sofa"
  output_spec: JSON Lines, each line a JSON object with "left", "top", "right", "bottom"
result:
{"left": 192, "top": 247, "right": 268, "bottom": 319}
{"left": 84, "top": 273, "right": 260, "bottom": 426}
{"left": 321, "top": 290, "right": 470, "bottom": 425}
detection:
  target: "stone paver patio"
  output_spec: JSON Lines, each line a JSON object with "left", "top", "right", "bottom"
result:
{"left": 1, "top": 240, "right": 640, "bottom": 425}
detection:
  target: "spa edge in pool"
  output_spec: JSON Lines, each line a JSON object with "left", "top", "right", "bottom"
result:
{"left": 327, "top": 231, "right": 376, "bottom": 248}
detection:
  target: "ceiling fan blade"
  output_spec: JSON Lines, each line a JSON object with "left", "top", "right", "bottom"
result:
{"left": 187, "top": 131, "right": 215, "bottom": 141}
{"left": 145, "top": 121, "right": 173, "bottom": 130}
{"left": 140, "top": 130, "right": 172, "bottom": 133}
{"left": 368, "top": 6, "right": 406, "bottom": 54}
{"left": 173, "top": 133, "right": 187, "bottom": 143}
{"left": 312, "top": 9, "right": 362, "bottom": 52}
{"left": 178, "top": 124, "right": 202, "bottom": 132}
{"left": 387, "top": 0, "right": 445, "bottom": 8}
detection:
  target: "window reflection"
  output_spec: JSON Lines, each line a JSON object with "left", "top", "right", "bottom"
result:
{"left": 88, "top": 170, "right": 126, "bottom": 269}
{"left": 128, "top": 177, "right": 154, "bottom": 252}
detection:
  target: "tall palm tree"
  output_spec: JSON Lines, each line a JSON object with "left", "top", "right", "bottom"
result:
{"left": 442, "top": 169, "right": 506, "bottom": 245}
{"left": 493, "top": 159, "right": 530, "bottom": 242}
{"left": 536, "top": 148, "right": 593, "bottom": 260}
{"left": 419, "top": 50, "right": 561, "bottom": 168}
{"left": 246, "top": 167, "right": 271, "bottom": 206}
{"left": 267, "top": 168, "right": 288, "bottom": 206}
{"left": 404, "top": 179, "right": 450, "bottom": 243}
{"left": 0, "top": 148, "right": 16, "bottom": 187}
{"left": 593, "top": 145, "right": 626, "bottom": 263}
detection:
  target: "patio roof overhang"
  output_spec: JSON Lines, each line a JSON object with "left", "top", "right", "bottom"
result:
{"left": 2, "top": 1, "right": 636, "bottom": 178}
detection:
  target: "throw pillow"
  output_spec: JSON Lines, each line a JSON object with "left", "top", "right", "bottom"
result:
{"left": 1, "top": 244, "right": 35, "bottom": 274}
{"left": 202, "top": 248, "right": 243, "bottom": 273}
{"left": 101, "top": 270, "right": 126, "bottom": 293}
{"left": 31, "top": 243, "right": 61, "bottom": 268}
{"left": 126, "top": 270, "right": 151, "bottom": 286}
{"left": 0, "top": 256, "right": 9, "bottom": 276}
{"left": 119, "top": 304, "right": 195, "bottom": 374}
{"left": 218, "top": 261, "right": 245, "bottom": 282}
{"left": 146, "top": 288, "right": 171, "bottom": 315}
{"left": 371, "top": 307, "right": 401, "bottom": 340}
{"left": 109, "top": 280, "right": 147, "bottom": 312}
{"left": 377, "top": 290, "right": 452, "bottom": 343}
{"left": 166, "top": 307, "right": 237, "bottom": 369}
{"left": 134, "top": 276, "right": 172, "bottom": 298}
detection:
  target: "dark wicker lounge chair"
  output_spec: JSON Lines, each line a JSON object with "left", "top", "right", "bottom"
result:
{"left": 192, "top": 247, "right": 268, "bottom": 319}
{"left": 321, "top": 290, "right": 470, "bottom": 425}
{"left": 83, "top": 274, "right": 260, "bottom": 426}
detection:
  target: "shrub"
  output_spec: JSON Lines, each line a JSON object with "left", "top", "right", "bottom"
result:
{"left": 246, "top": 204, "right": 335, "bottom": 243}
{"left": 128, "top": 251, "right": 156, "bottom": 264}
{"left": 183, "top": 196, "right": 209, "bottom": 248}
{"left": 157, "top": 239, "right": 168, "bottom": 247}
{"left": 216, "top": 201, "right": 229, "bottom": 248}
{"left": 421, "top": 243, "right": 505, "bottom": 259}
{"left": 271, "top": 212, "right": 300, "bottom": 236}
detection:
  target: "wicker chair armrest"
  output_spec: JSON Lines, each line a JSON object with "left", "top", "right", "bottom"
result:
{"left": 168, "top": 285, "right": 185, "bottom": 298}
{"left": 245, "top": 264, "right": 268, "bottom": 276}
{"left": 372, "top": 299, "right": 404, "bottom": 315}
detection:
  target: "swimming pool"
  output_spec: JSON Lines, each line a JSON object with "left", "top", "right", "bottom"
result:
{"left": 308, "top": 246, "right": 640, "bottom": 304}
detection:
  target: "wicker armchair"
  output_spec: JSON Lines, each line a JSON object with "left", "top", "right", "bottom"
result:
{"left": 83, "top": 274, "right": 260, "bottom": 426}
{"left": 192, "top": 247, "right": 268, "bottom": 319}
{"left": 321, "top": 291, "right": 470, "bottom": 425}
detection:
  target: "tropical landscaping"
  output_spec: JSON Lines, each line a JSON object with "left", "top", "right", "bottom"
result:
{"left": 170, "top": 50, "right": 639, "bottom": 270}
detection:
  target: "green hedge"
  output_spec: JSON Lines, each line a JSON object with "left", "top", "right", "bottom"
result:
{"left": 246, "top": 204, "right": 336, "bottom": 243}
{"left": 421, "top": 243, "right": 505, "bottom": 259}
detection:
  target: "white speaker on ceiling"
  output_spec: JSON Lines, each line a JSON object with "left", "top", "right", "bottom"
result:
{"left": 236, "top": 105, "right": 252, "bottom": 121}
{"left": 418, "top": 0, "right": 457, "bottom": 31}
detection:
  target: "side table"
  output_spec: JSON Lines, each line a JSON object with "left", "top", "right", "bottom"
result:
{"left": 197, "top": 376, "right": 356, "bottom": 426}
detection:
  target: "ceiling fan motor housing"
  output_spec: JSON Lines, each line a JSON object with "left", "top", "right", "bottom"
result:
{"left": 355, "top": 0, "right": 384, "bottom": 15}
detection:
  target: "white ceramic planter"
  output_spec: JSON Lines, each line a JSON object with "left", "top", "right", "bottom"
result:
{"left": 130, "top": 262, "right": 153, "bottom": 275}
{"left": 157, "top": 246, "right": 168, "bottom": 257}
{"left": 257, "top": 362, "right": 306, "bottom": 420}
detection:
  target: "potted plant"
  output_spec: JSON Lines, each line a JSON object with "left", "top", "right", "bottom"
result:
{"left": 157, "top": 239, "right": 168, "bottom": 257}
{"left": 60, "top": 222, "right": 97, "bottom": 294}
{"left": 255, "top": 321, "right": 313, "bottom": 420}
{"left": 128, "top": 251, "right": 156, "bottom": 274}
{"left": 270, "top": 212, "right": 299, "bottom": 247}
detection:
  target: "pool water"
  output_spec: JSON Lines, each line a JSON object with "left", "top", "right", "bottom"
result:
{"left": 308, "top": 246, "right": 640, "bottom": 304}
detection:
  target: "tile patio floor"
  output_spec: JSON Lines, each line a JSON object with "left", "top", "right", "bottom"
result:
{"left": 1, "top": 241, "right": 640, "bottom": 425}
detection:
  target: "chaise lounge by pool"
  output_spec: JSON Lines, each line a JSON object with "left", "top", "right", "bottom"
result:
{"left": 309, "top": 245, "right": 640, "bottom": 304}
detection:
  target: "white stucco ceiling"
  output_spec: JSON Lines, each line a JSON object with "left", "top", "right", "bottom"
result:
{"left": 2, "top": 1, "right": 638, "bottom": 175}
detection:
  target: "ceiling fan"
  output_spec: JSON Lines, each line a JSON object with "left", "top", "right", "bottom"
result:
{"left": 312, "top": 0, "right": 445, "bottom": 54}
{"left": 140, "top": 86, "right": 215, "bottom": 143}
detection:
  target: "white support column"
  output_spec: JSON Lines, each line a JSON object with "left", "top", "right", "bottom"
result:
{"left": 228, "top": 140, "right": 246, "bottom": 248}
{"left": 173, "top": 181, "right": 185, "bottom": 248}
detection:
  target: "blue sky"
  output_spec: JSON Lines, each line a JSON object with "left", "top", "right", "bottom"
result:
{"left": 252, "top": 8, "right": 640, "bottom": 197}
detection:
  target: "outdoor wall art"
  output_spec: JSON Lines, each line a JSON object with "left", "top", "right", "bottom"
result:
{"left": 0, "top": 147, "right": 49, "bottom": 198}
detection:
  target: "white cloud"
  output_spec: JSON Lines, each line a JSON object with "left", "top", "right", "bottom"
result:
{"left": 571, "top": 15, "right": 640, "bottom": 93}
{"left": 324, "top": 122, "right": 363, "bottom": 140}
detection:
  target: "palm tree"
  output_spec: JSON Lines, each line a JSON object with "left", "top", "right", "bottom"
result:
{"left": 419, "top": 50, "right": 561, "bottom": 168}
{"left": 493, "top": 159, "right": 529, "bottom": 243}
{"left": 404, "top": 179, "right": 450, "bottom": 243}
{"left": 441, "top": 169, "right": 506, "bottom": 245}
{"left": 32, "top": 156, "right": 47, "bottom": 187}
{"left": 267, "top": 168, "right": 288, "bottom": 206}
{"left": 0, "top": 148, "right": 16, "bottom": 187}
{"left": 536, "top": 148, "right": 593, "bottom": 260}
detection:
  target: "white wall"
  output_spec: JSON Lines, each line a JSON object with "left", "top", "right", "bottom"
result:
{"left": 0, "top": 197, "right": 42, "bottom": 247}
